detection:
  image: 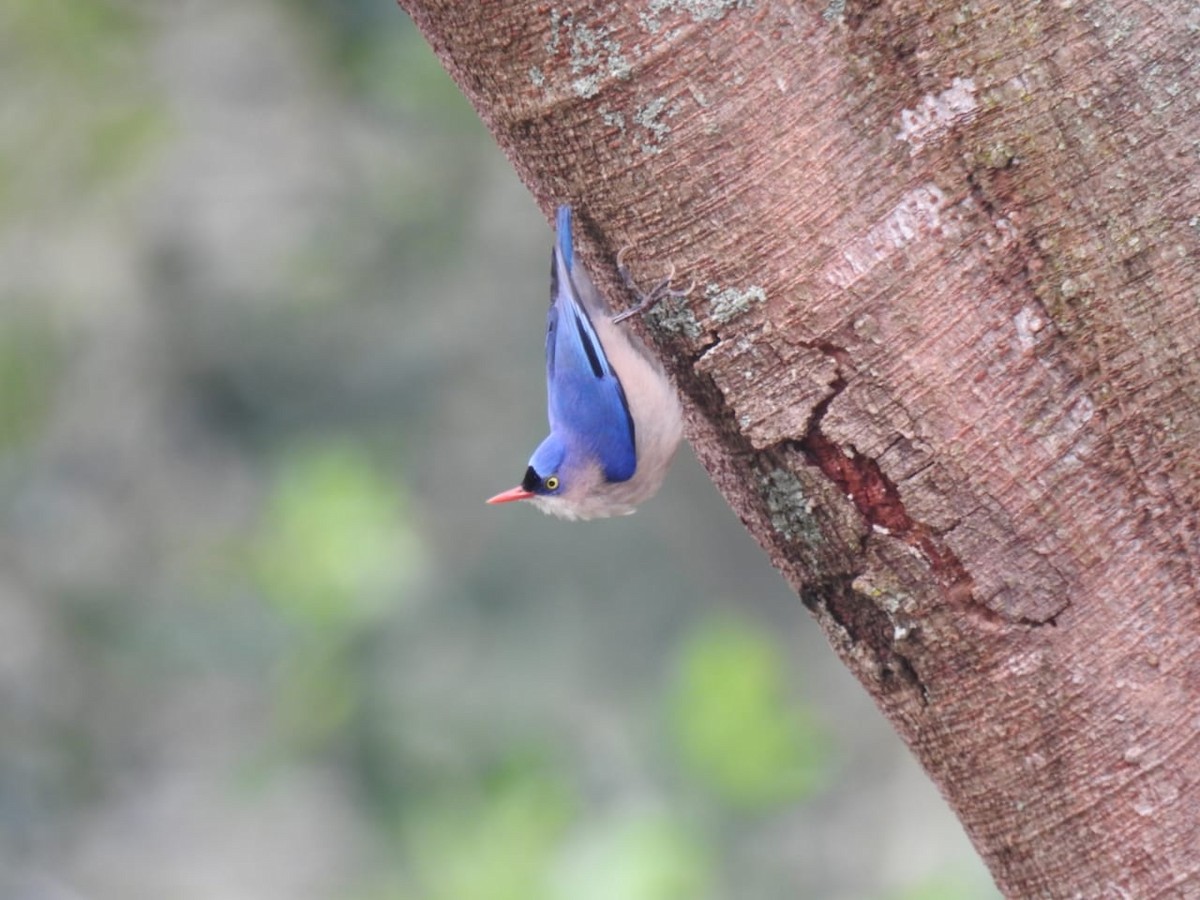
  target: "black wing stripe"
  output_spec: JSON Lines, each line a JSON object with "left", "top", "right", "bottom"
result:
{"left": 573, "top": 311, "right": 605, "bottom": 379}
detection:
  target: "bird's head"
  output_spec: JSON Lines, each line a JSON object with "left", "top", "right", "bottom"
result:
{"left": 487, "top": 432, "right": 608, "bottom": 519}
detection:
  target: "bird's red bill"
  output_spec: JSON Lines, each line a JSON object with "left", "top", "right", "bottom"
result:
{"left": 486, "top": 486, "right": 534, "bottom": 505}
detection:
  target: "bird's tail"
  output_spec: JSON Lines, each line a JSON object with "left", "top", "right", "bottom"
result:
{"left": 553, "top": 203, "right": 614, "bottom": 318}
{"left": 555, "top": 204, "right": 574, "bottom": 272}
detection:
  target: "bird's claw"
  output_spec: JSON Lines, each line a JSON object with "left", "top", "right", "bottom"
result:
{"left": 613, "top": 246, "right": 694, "bottom": 324}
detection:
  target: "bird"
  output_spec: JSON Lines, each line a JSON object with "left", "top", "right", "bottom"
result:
{"left": 487, "top": 204, "right": 686, "bottom": 520}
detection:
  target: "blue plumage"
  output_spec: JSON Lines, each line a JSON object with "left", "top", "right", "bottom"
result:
{"left": 488, "top": 204, "right": 684, "bottom": 519}
{"left": 542, "top": 205, "right": 637, "bottom": 483}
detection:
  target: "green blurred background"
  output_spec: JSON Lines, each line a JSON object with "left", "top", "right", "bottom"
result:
{"left": 0, "top": 2, "right": 999, "bottom": 898}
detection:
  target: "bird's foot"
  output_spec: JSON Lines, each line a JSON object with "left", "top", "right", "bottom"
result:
{"left": 612, "top": 246, "right": 694, "bottom": 324}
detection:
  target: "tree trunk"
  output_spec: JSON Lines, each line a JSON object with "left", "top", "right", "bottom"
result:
{"left": 398, "top": 1, "right": 1200, "bottom": 895}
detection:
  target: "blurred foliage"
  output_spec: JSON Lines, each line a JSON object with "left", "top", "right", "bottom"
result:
{"left": 894, "top": 870, "right": 998, "bottom": 900}
{"left": 253, "top": 442, "right": 422, "bottom": 629}
{"left": 279, "top": 0, "right": 485, "bottom": 278}
{"left": 285, "top": 0, "right": 475, "bottom": 126}
{"left": 0, "top": 0, "right": 166, "bottom": 211}
{"left": 0, "top": 314, "right": 59, "bottom": 452}
{"left": 554, "top": 813, "right": 711, "bottom": 900}
{"left": 386, "top": 760, "right": 712, "bottom": 900}
{"left": 670, "top": 616, "right": 829, "bottom": 809}
{"left": 251, "top": 442, "right": 423, "bottom": 749}
{"left": 400, "top": 756, "right": 574, "bottom": 900}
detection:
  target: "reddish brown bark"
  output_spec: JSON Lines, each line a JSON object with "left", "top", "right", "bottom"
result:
{"left": 399, "top": 1, "right": 1200, "bottom": 895}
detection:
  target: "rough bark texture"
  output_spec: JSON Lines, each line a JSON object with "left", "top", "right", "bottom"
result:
{"left": 399, "top": 1, "right": 1200, "bottom": 895}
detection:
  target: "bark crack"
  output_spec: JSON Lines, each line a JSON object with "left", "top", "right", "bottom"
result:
{"left": 794, "top": 348, "right": 1058, "bottom": 628}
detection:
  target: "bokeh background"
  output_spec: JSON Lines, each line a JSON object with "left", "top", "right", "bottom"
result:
{"left": 0, "top": 2, "right": 1000, "bottom": 898}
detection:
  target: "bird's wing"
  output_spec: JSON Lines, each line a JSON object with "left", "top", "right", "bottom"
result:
{"left": 544, "top": 205, "right": 637, "bottom": 483}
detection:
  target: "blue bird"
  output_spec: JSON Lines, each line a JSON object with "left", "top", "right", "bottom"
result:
{"left": 487, "top": 205, "right": 685, "bottom": 519}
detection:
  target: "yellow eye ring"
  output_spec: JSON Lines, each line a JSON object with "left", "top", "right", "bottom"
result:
{"left": 544, "top": 475, "right": 560, "bottom": 491}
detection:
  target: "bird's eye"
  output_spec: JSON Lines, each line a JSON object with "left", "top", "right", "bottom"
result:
{"left": 544, "top": 475, "right": 560, "bottom": 491}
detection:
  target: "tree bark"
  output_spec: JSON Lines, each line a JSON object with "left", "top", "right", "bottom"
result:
{"left": 399, "top": 1, "right": 1200, "bottom": 895}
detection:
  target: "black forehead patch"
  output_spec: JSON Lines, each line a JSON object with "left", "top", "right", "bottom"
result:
{"left": 521, "top": 466, "right": 540, "bottom": 492}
